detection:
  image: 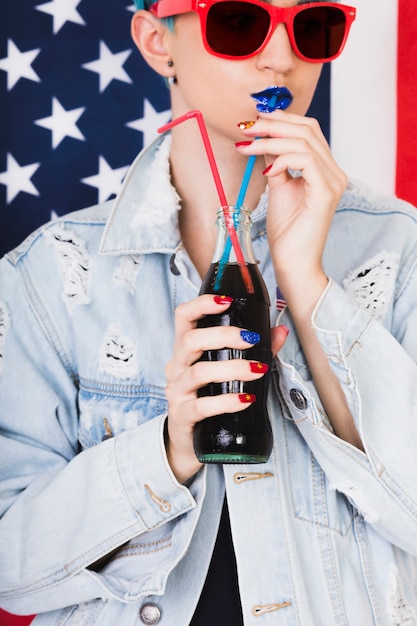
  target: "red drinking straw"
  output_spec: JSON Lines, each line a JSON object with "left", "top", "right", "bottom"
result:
{"left": 158, "top": 110, "right": 254, "bottom": 293}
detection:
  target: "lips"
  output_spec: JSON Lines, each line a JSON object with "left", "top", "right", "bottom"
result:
{"left": 250, "top": 86, "right": 293, "bottom": 113}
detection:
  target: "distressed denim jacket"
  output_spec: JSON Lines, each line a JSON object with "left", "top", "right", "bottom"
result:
{"left": 1, "top": 136, "right": 417, "bottom": 626}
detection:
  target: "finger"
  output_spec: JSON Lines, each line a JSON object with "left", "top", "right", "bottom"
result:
{"left": 177, "top": 326, "right": 262, "bottom": 369}
{"left": 264, "top": 152, "right": 346, "bottom": 202}
{"left": 174, "top": 294, "right": 233, "bottom": 338}
{"left": 242, "top": 137, "right": 337, "bottom": 187}
{"left": 171, "top": 358, "right": 269, "bottom": 399}
{"left": 238, "top": 136, "right": 328, "bottom": 162}
{"left": 167, "top": 295, "right": 235, "bottom": 379}
{"left": 185, "top": 392, "right": 257, "bottom": 425}
{"left": 237, "top": 131, "right": 337, "bottom": 180}
{"left": 271, "top": 324, "right": 289, "bottom": 358}
{"left": 238, "top": 115, "right": 337, "bottom": 181}
{"left": 241, "top": 112, "right": 329, "bottom": 149}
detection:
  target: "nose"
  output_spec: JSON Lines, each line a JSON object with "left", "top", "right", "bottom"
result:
{"left": 255, "top": 23, "right": 296, "bottom": 74}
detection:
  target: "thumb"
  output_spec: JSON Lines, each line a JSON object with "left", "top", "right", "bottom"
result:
{"left": 271, "top": 324, "right": 289, "bottom": 358}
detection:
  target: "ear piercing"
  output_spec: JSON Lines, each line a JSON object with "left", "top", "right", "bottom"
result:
{"left": 167, "top": 60, "right": 177, "bottom": 85}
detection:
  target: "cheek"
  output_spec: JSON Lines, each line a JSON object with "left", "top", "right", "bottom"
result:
{"left": 176, "top": 53, "right": 237, "bottom": 114}
{"left": 292, "top": 67, "right": 323, "bottom": 115}
{"left": 177, "top": 63, "right": 218, "bottom": 111}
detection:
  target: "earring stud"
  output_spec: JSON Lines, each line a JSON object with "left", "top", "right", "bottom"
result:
{"left": 167, "top": 60, "right": 177, "bottom": 84}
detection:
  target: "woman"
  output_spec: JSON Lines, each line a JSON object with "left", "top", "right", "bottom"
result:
{"left": 1, "top": 1, "right": 417, "bottom": 624}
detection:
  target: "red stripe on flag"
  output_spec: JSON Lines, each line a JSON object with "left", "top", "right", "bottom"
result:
{"left": 396, "top": 0, "right": 417, "bottom": 206}
{"left": 276, "top": 286, "right": 287, "bottom": 312}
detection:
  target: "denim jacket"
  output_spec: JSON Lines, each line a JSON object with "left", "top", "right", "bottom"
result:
{"left": 1, "top": 136, "right": 417, "bottom": 625}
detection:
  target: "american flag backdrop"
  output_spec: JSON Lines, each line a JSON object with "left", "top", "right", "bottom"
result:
{"left": 0, "top": 0, "right": 416, "bottom": 624}
{"left": 1, "top": 1, "right": 416, "bottom": 261}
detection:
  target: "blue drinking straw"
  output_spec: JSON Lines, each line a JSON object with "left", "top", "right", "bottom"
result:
{"left": 214, "top": 153, "right": 256, "bottom": 291}
{"left": 213, "top": 87, "right": 294, "bottom": 291}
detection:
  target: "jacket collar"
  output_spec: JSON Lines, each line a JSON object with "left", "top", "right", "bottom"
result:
{"left": 99, "top": 133, "right": 268, "bottom": 256}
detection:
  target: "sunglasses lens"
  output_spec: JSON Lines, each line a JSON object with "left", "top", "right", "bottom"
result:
{"left": 206, "top": 1, "right": 270, "bottom": 56}
{"left": 294, "top": 6, "right": 347, "bottom": 60}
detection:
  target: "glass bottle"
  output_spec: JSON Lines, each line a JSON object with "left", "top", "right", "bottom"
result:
{"left": 193, "top": 206, "right": 273, "bottom": 464}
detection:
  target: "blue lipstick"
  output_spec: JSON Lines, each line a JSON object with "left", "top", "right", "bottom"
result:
{"left": 251, "top": 86, "right": 293, "bottom": 113}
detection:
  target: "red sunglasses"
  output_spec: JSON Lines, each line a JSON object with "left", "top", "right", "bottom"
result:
{"left": 150, "top": 0, "right": 356, "bottom": 63}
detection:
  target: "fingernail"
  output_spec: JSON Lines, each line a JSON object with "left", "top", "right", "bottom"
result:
{"left": 240, "top": 330, "right": 261, "bottom": 344}
{"left": 250, "top": 362, "right": 269, "bottom": 373}
{"left": 214, "top": 295, "right": 233, "bottom": 305}
{"left": 237, "top": 120, "right": 256, "bottom": 130}
{"left": 263, "top": 164, "right": 273, "bottom": 176}
{"left": 239, "top": 393, "right": 256, "bottom": 403}
{"left": 279, "top": 324, "right": 290, "bottom": 337}
{"left": 235, "top": 141, "right": 253, "bottom": 147}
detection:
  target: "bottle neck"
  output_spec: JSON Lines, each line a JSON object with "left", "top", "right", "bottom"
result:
{"left": 212, "top": 206, "right": 256, "bottom": 264}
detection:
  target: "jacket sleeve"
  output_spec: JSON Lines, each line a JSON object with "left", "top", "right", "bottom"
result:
{"left": 277, "top": 274, "right": 417, "bottom": 557}
{"left": 0, "top": 255, "right": 206, "bottom": 616}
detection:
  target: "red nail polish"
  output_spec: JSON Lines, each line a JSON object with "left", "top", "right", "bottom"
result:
{"left": 239, "top": 393, "right": 256, "bottom": 403}
{"left": 249, "top": 362, "right": 269, "bottom": 374}
{"left": 214, "top": 295, "right": 233, "bottom": 305}
{"left": 235, "top": 141, "right": 252, "bottom": 147}
{"left": 263, "top": 164, "right": 273, "bottom": 176}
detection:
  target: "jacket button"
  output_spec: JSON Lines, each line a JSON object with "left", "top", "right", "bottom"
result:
{"left": 139, "top": 603, "right": 161, "bottom": 625}
{"left": 289, "top": 388, "right": 307, "bottom": 411}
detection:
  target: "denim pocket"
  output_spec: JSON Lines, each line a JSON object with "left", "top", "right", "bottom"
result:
{"left": 77, "top": 378, "right": 167, "bottom": 449}
{"left": 282, "top": 416, "right": 355, "bottom": 535}
{"left": 55, "top": 599, "right": 106, "bottom": 625}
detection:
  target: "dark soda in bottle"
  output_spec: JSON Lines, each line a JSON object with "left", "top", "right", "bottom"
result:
{"left": 193, "top": 206, "right": 273, "bottom": 464}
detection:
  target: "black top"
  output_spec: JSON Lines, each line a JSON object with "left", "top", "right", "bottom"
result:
{"left": 190, "top": 497, "right": 244, "bottom": 626}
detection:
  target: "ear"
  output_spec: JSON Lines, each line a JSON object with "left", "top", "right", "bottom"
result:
{"left": 131, "top": 11, "right": 173, "bottom": 78}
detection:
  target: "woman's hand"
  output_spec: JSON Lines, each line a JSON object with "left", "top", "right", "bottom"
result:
{"left": 236, "top": 113, "right": 363, "bottom": 450}
{"left": 165, "top": 295, "right": 288, "bottom": 483}
{"left": 236, "top": 111, "right": 347, "bottom": 310}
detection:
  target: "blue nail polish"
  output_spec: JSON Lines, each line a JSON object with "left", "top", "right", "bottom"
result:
{"left": 240, "top": 330, "right": 261, "bottom": 344}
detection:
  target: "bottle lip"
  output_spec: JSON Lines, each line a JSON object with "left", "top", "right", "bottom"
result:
{"left": 216, "top": 206, "right": 251, "bottom": 224}
{"left": 216, "top": 206, "right": 252, "bottom": 230}
{"left": 216, "top": 205, "right": 250, "bottom": 215}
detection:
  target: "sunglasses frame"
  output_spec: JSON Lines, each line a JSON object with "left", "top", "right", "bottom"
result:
{"left": 150, "top": 0, "right": 356, "bottom": 63}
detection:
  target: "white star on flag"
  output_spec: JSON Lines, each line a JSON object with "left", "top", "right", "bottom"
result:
{"left": 34, "top": 98, "right": 86, "bottom": 149}
{"left": 0, "top": 0, "right": 174, "bottom": 258}
{"left": 0, "top": 40, "right": 41, "bottom": 91}
{"left": 0, "top": 154, "right": 40, "bottom": 204}
{"left": 81, "top": 156, "right": 129, "bottom": 203}
{"left": 35, "top": 0, "right": 86, "bottom": 35}
{"left": 126, "top": 99, "right": 171, "bottom": 147}
{"left": 82, "top": 41, "right": 132, "bottom": 93}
